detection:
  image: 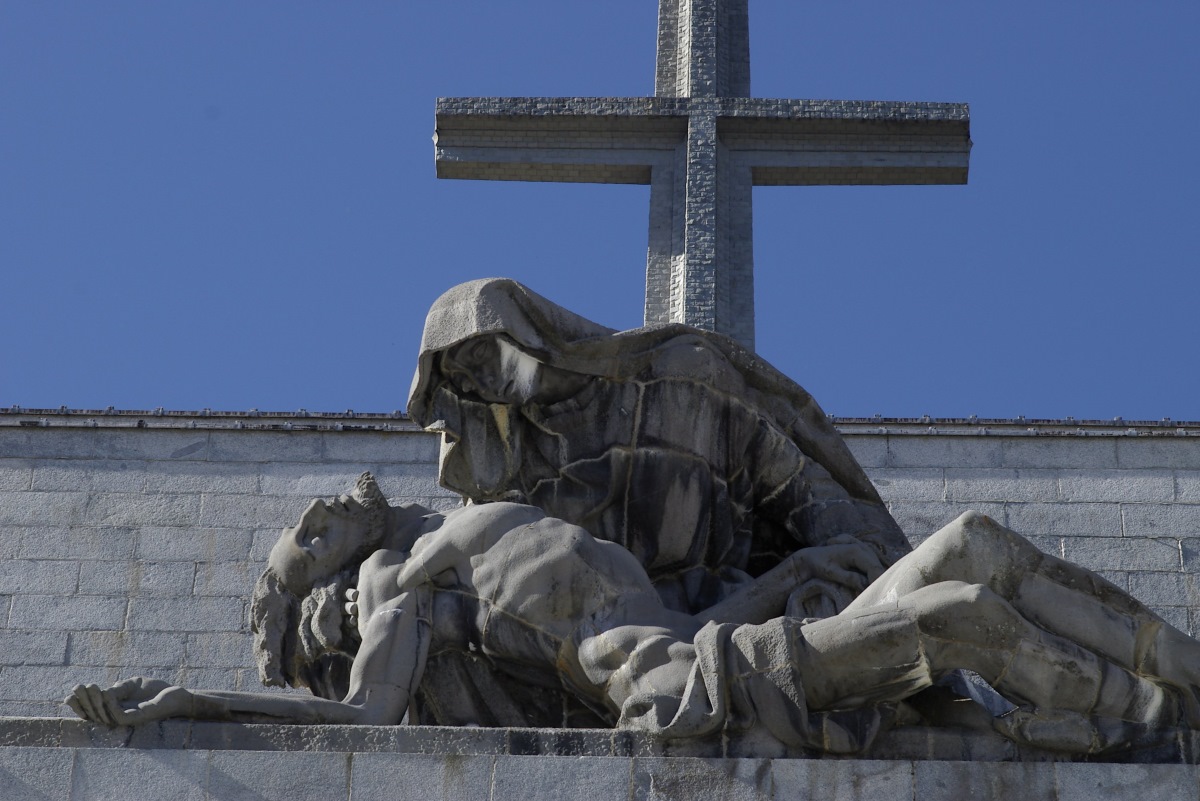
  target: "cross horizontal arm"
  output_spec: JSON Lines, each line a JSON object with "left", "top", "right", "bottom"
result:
{"left": 435, "top": 97, "right": 970, "bottom": 186}
{"left": 435, "top": 97, "right": 686, "bottom": 183}
{"left": 719, "top": 99, "right": 970, "bottom": 184}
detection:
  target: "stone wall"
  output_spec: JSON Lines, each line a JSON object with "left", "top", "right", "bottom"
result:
{"left": 1, "top": 409, "right": 1198, "bottom": 719}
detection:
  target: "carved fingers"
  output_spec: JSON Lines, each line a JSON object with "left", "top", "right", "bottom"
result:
{"left": 67, "top": 682, "right": 141, "bottom": 726}
{"left": 345, "top": 587, "right": 360, "bottom": 627}
{"left": 66, "top": 677, "right": 181, "bottom": 727}
{"left": 800, "top": 543, "right": 887, "bottom": 591}
{"left": 787, "top": 580, "right": 854, "bottom": 619}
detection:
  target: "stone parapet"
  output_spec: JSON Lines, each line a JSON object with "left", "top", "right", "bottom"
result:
{"left": 2, "top": 719, "right": 1200, "bottom": 800}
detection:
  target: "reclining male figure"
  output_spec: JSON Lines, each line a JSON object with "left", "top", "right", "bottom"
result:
{"left": 69, "top": 473, "right": 1200, "bottom": 754}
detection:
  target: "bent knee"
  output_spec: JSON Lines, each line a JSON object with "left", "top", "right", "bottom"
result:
{"left": 923, "top": 511, "right": 1027, "bottom": 558}
{"left": 909, "top": 581, "right": 1015, "bottom": 634}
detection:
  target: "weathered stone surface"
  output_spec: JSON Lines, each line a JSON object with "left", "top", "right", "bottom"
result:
{"left": 1005, "top": 501, "right": 1123, "bottom": 537}
{"left": 6, "top": 717, "right": 1200, "bottom": 801}
{"left": 914, "top": 760, "right": 1057, "bottom": 801}
{"left": 67, "top": 631, "right": 185, "bottom": 668}
{"left": 0, "top": 560, "right": 80, "bottom": 595}
{"left": 31, "top": 460, "right": 147, "bottom": 493}
{"left": 887, "top": 500, "right": 1006, "bottom": 540}
{"left": 0, "top": 745, "right": 74, "bottom": 801}
{"left": 135, "top": 526, "right": 252, "bottom": 562}
{"left": 10, "top": 596, "right": 126, "bottom": 631}
{"left": 867, "top": 468, "right": 945, "bottom": 502}
{"left": 77, "top": 559, "right": 194, "bottom": 597}
{"left": 351, "top": 752, "right": 494, "bottom": 800}
{"left": 17, "top": 526, "right": 136, "bottom": 561}
{"left": 632, "top": 757, "right": 774, "bottom": 800}
{"left": 0, "top": 630, "right": 68, "bottom": 667}
{"left": 1054, "top": 762, "right": 1200, "bottom": 801}
{"left": 495, "top": 756, "right": 633, "bottom": 801}
{"left": 72, "top": 748, "right": 209, "bottom": 801}
{"left": 945, "top": 468, "right": 1058, "bottom": 503}
{"left": 207, "top": 750, "right": 349, "bottom": 801}
{"left": 125, "top": 597, "right": 242, "bottom": 632}
{"left": 1060, "top": 535, "right": 1182, "bottom": 572}
{"left": 888, "top": 436, "right": 1003, "bottom": 469}
{"left": 1118, "top": 439, "right": 1200, "bottom": 470}
{"left": 1003, "top": 438, "right": 1118, "bottom": 469}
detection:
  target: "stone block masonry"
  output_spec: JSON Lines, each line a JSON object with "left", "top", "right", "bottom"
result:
{"left": 0, "top": 409, "right": 1199, "bottom": 720}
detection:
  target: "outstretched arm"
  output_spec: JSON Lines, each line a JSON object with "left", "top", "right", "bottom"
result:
{"left": 68, "top": 586, "right": 432, "bottom": 727}
{"left": 67, "top": 678, "right": 368, "bottom": 726}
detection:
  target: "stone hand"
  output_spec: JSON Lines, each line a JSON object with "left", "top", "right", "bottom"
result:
{"left": 786, "top": 540, "right": 888, "bottom": 618}
{"left": 66, "top": 677, "right": 191, "bottom": 727}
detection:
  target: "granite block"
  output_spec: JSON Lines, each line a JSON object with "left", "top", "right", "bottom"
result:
{"left": 1117, "top": 440, "right": 1200, "bottom": 470}
{"left": 1054, "top": 762, "right": 1200, "bottom": 801}
{"left": 772, "top": 758, "right": 914, "bottom": 800}
{"left": 1004, "top": 502, "right": 1123, "bottom": 537}
{"left": 141, "top": 461, "right": 260, "bottom": 496}
{"left": 0, "top": 630, "right": 68, "bottom": 667}
{"left": 0, "top": 560, "right": 80, "bottom": 595}
{"left": 1059, "top": 470, "right": 1175, "bottom": 503}
{"left": 496, "top": 755, "right": 633, "bottom": 801}
{"left": 1060, "top": 535, "right": 1181, "bottom": 572}
{"left": 945, "top": 468, "right": 1058, "bottom": 503}
{"left": 126, "top": 597, "right": 242, "bottom": 632}
{"left": 207, "top": 749, "right": 350, "bottom": 801}
{"left": 9, "top": 596, "right": 127, "bottom": 631}
{"left": 1003, "top": 438, "right": 1117, "bottom": 469}
{"left": 0, "top": 491, "right": 88, "bottom": 527}
{"left": 208, "top": 432, "right": 324, "bottom": 464}
{"left": 887, "top": 436, "right": 1002, "bottom": 469}
{"left": 67, "top": 631, "right": 186, "bottom": 668}
{"left": 914, "top": 760, "right": 1056, "bottom": 801}
{"left": 71, "top": 747, "right": 208, "bottom": 801}
{"left": 19, "top": 527, "right": 136, "bottom": 561}
{"left": 136, "top": 527, "right": 252, "bottom": 562}
{"left": 867, "top": 468, "right": 945, "bottom": 502}
{"left": 351, "top": 752, "right": 495, "bottom": 800}
{"left": 0, "top": 746, "right": 74, "bottom": 801}
{"left": 1123, "top": 504, "right": 1200, "bottom": 538}
{"left": 31, "top": 460, "right": 146, "bottom": 493}
{"left": 77, "top": 559, "right": 194, "bottom": 596}
{"left": 83, "top": 492, "right": 201, "bottom": 528}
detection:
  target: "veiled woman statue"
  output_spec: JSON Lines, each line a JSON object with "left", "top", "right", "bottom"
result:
{"left": 407, "top": 278, "right": 910, "bottom": 617}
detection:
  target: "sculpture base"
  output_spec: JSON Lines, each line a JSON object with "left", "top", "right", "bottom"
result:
{"left": 3, "top": 718, "right": 1200, "bottom": 800}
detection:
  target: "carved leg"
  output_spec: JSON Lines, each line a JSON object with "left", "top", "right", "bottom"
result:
{"left": 844, "top": 511, "right": 1200, "bottom": 702}
{"left": 799, "top": 581, "right": 1177, "bottom": 730}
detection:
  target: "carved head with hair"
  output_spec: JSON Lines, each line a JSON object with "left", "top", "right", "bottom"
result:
{"left": 250, "top": 472, "right": 389, "bottom": 697}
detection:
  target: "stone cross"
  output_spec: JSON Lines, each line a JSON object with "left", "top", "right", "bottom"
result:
{"left": 435, "top": 0, "right": 971, "bottom": 350}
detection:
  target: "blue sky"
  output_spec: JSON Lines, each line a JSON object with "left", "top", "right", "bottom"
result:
{"left": 2, "top": 2, "right": 1197, "bottom": 420}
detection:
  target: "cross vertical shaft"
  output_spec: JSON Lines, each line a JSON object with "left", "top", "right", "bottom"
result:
{"left": 656, "top": 0, "right": 750, "bottom": 98}
{"left": 647, "top": 0, "right": 756, "bottom": 347}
